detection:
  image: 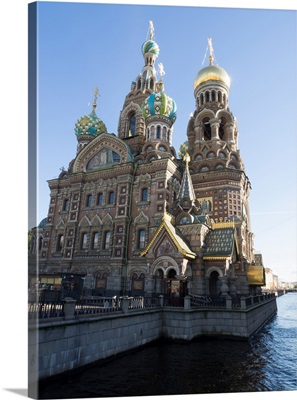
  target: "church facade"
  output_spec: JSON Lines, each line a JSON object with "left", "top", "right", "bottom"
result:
{"left": 29, "top": 25, "right": 265, "bottom": 301}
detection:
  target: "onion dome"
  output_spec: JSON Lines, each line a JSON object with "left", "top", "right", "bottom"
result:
{"left": 141, "top": 20, "right": 160, "bottom": 57}
{"left": 141, "top": 39, "right": 160, "bottom": 57}
{"left": 194, "top": 64, "right": 230, "bottom": 90}
{"left": 75, "top": 88, "right": 107, "bottom": 137}
{"left": 75, "top": 111, "right": 107, "bottom": 137}
{"left": 141, "top": 81, "right": 177, "bottom": 123}
{"left": 194, "top": 38, "right": 230, "bottom": 90}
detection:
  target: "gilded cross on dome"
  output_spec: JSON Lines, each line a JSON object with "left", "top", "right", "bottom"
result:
{"left": 149, "top": 20, "right": 154, "bottom": 40}
{"left": 208, "top": 38, "right": 214, "bottom": 65}
{"left": 92, "top": 87, "right": 100, "bottom": 113}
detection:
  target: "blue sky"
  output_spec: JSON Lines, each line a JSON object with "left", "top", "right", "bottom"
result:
{"left": 32, "top": 1, "right": 297, "bottom": 283}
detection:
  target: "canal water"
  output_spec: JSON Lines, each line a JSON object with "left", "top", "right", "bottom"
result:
{"left": 39, "top": 293, "right": 297, "bottom": 398}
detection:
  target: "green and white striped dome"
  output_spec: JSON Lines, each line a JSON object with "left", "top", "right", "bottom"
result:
{"left": 142, "top": 86, "right": 177, "bottom": 122}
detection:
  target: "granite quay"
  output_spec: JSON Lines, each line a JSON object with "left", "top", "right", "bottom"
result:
{"left": 28, "top": 292, "right": 277, "bottom": 385}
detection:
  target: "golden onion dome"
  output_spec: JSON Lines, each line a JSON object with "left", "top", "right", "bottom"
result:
{"left": 194, "top": 64, "right": 231, "bottom": 90}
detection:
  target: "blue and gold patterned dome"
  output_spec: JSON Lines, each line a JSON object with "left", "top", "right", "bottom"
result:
{"left": 75, "top": 88, "right": 107, "bottom": 138}
{"left": 141, "top": 82, "right": 177, "bottom": 122}
{"left": 75, "top": 111, "right": 107, "bottom": 137}
{"left": 141, "top": 39, "right": 160, "bottom": 57}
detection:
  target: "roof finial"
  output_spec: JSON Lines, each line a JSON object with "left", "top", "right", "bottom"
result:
{"left": 92, "top": 87, "right": 100, "bottom": 113}
{"left": 183, "top": 152, "right": 191, "bottom": 168}
{"left": 158, "top": 62, "right": 165, "bottom": 80}
{"left": 208, "top": 38, "right": 214, "bottom": 65}
{"left": 149, "top": 20, "right": 154, "bottom": 40}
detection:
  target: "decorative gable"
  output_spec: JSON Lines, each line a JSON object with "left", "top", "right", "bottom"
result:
{"left": 140, "top": 213, "right": 196, "bottom": 259}
{"left": 154, "top": 234, "right": 176, "bottom": 258}
{"left": 72, "top": 133, "right": 133, "bottom": 173}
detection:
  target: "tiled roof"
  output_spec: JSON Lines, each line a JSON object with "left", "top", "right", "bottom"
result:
{"left": 203, "top": 227, "right": 237, "bottom": 260}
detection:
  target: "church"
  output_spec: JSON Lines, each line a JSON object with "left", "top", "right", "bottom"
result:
{"left": 29, "top": 22, "right": 265, "bottom": 302}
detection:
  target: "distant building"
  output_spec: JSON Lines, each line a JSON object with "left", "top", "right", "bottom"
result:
{"left": 263, "top": 267, "right": 279, "bottom": 291}
{"left": 29, "top": 24, "right": 265, "bottom": 300}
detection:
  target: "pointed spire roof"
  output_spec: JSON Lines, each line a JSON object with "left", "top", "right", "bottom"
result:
{"left": 177, "top": 153, "right": 195, "bottom": 202}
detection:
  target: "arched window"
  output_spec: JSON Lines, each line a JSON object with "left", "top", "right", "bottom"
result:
{"left": 167, "top": 129, "right": 170, "bottom": 142}
{"left": 141, "top": 188, "right": 148, "bottom": 202}
{"left": 92, "top": 232, "right": 99, "bottom": 249}
{"left": 211, "top": 90, "right": 216, "bottom": 102}
{"left": 129, "top": 113, "right": 136, "bottom": 136}
{"left": 137, "top": 79, "right": 141, "bottom": 89}
{"left": 209, "top": 271, "right": 219, "bottom": 296}
{"left": 86, "top": 194, "right": 92, "bottom": 207}
{"left": 56, "top": 234, "right": 64, "bottom": 252}
{"left": 200, "top": 93, "right": 204, "bottom": 106}
{"left": 108, "top": 191, "right": 115, "bottom": 204}
{"left": 205, "top": 91, "right": 210, "bottom": 102}
{"left": 104, "top": 231, "right": 111, "bottom": 250}
{"left": 97, "top": 193, "right": 103, "bottom": 206}
{"left": 156, "top": 126, "right": 161, "bottom": 139}
{"left": 158, "top": 145, "right": 167, "bottom": 152}
{"left": 150, "top": 78, "right": 154, "bottom": 90}
{"left": 138, "top": 229, "right": 146, "bottom": 249}
{"left": 38, "top": 236, "right": 43, "bottom": 251}
{"left": 202, "top": 118, "right": 211, "bottom": 140}
{"left": 168, "top": 269, "right": 176, "bottom": 279}
{"left": 63, "top": 199, "right": 69, "bottom": 211}
{"left": 81, "top": 233, "right": 88, "bottom": 250}
{"left": 218, "top": 91, "right": 222, "bottom": 103}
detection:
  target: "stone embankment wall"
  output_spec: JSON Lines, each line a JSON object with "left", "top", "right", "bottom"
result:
{"left": 29, "top": 297, "right": 277, "bottom": 383}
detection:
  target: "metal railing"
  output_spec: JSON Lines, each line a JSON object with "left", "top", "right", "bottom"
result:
{"left": 189, "top": 292, "right": 275, "bottom": 310}
{"left": 74, "top": 297, "right": 122, "bottom": 316}
{"left": 28, "top": 292, "right": 276, "bottom": 321}
{"left": 28, "top": 301, "right": 64, "bottom": 319}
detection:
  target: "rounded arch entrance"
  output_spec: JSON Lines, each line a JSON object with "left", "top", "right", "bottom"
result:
{"left": 206, "top": 266, "right": 223, "bottom": 296}
{"left": 152, "top": 257, "right": 186, "bottom": 304}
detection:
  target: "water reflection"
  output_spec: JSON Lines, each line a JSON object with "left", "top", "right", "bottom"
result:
{"left": 39, "top": 294, "right": 297, "bottom": 398}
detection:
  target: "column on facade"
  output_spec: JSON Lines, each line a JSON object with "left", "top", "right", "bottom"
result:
{"left": 194, "top": 121, "right": 204, "bottom": 143}
{"left": 225, "top": 122, "right": 235, "bottom": 143}
{"left": 210, "top": 118, "right": 221, "bottom": 140}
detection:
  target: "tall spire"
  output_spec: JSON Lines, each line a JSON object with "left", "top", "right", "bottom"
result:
{"left": 177, "top": 153, "right": 196, "bottom": 202}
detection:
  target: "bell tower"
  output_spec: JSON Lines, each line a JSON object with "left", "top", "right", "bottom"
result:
{"left": 186, "top": 39, "right": 254, "bottom": 267}
{"left": 118, "top": 21, "right": 160, "bottom": 153}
